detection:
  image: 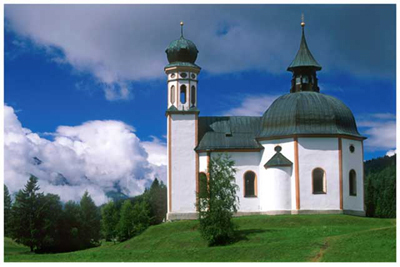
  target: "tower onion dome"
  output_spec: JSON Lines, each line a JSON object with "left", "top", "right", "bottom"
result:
{"left": 258, "top": 91, "right": 364, "bottom": 139}
{"left": 165, "top": 22, "right": 199, "bottom": 68}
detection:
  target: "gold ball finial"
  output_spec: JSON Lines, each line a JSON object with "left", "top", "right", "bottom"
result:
{"left": 180, "top": 21, "right": 184, "bottom": 26}
{"left": 301, "top": 13, "right": 305, "bottom": 27}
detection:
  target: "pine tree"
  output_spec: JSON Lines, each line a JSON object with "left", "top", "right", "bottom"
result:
{"left": 79, "top": 191, "right": 101, "bottom": 248}
{"left": 197, "top": 153, "right": 239, "bottom": 246}
{"left": 4, "top": 185, "right": 12, "bottom": 237}
{"left": 101, "top": 201, "right": 119, "bottom": 242}
{"left": 10, "top": 175, "right": 43, "bottom": 252}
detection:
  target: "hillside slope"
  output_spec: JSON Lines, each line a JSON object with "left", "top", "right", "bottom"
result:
{"left": 5, "top": 214, "right": 396, "bottom": 262}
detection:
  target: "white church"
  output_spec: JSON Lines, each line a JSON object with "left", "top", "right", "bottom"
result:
{"left": 164, "top": 21, "right": 365, "bottom": 220}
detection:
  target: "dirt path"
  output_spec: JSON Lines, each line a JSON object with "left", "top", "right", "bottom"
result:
{"left": 310, "top": 226, "right": 395, "bottom": 262}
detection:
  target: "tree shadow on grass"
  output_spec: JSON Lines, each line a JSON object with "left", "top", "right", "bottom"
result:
{"left": 231, "top": 228, "right": 276, "bottom": 244}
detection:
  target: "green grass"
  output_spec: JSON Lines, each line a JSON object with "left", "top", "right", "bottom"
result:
{"left": 4, "top": 214, "right": 396, "bottom": 262}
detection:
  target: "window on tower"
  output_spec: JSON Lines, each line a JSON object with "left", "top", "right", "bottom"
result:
{"left": 312, "top": 168, "right": 326, "bottom": 194}
{"left": 302, "top": 76, "right": 309, "bottom": 83}
{"left": 170, "top": 85, "right": 175, "bottom": 104}
{"left": 180, "top": 85, "right": 187, "bottom": 104}
{"left": 349, "top": 170, "right": 357, "bottom": 196}
{"left": 191, "top": 86, "right": 196, "bottom": 106}
{"left": 296, "top": 77, "right": 301, "bottom": 85}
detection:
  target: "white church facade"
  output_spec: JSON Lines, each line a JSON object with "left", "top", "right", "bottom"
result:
{"left": 165, "top": 21, "right": 365, "bottom": 220}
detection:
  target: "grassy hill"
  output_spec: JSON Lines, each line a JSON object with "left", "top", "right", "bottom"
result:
{"left": 4, "top": 214, "right": 396, "bottom": 262}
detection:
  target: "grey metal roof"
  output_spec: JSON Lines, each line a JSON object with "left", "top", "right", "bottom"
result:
{"left": 259, "top": 92, "right": 364, "bottom": 139}
{"left": 287, "top": 27, "right": 322, "bottom": 72}
{"left": 264, "top": 152, "right": 293, "bottom": 168}
{"left": 196, "top": 116, "right": 262, "bottom": 151}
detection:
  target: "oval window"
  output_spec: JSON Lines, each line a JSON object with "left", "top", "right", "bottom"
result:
{"left": 180, "top": 72, "right": 187, "bottom": 78}
{"left": 349, "top": 145, "right": 355, "bottom": 153}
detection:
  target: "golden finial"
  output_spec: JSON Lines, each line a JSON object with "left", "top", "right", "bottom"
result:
{"left": 301, "top": 13, "right": 305, "bottom": 27}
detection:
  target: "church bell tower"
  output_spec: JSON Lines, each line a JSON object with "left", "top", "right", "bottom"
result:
{"left": 287, "top": 15, "right": 322, "bottom": 93}
{"left": 165, "top": 22, "right": 200, "bottom": 220}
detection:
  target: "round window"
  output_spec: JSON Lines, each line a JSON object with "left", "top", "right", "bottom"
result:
{"left": 191, "top": 73, "right": 196, "bottom": 79}
{"left": 349, "top": 145, "right": 355, "bottom": 153}
{"left": 170, "top": 73, "right": 176, "bottom": 78}
{"left": 180, "top": 72, "right": 187, "bottom": 78}
{"left": 274, "top": 145, "right": 282, "bottom": 152}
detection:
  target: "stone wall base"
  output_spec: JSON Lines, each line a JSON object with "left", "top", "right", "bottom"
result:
{"left": 167, "top": 209, "right": 365, "bottom": 221}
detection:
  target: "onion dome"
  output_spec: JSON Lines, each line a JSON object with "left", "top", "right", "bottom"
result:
{"left": 258, "top": 91, "right": 364, "bottom": 139}
{"left": 165, "top": 22, "right": 199, "bottom": 68}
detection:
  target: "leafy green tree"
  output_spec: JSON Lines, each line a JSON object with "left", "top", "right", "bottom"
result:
{"left": 36, "top": 193, "right": 63, "bottom": 252}
{"left": 132, "top": 201, "right": 151, "bottom": 235}
{"left": 197, "top": 153, "right": 239, "bottom": 246}
{"left": 58, "top": 201, "right": 82, "bottom": 252}
{"left": 117, "top": 200, "right": 135, "bottom": 241}
{"left": 79, "top": 191, "right": 101, "bottom": 248}
{"left": 10, "top": 175, "right": 44, "bottom": 252}
{"left": 101, "top": 201, "right": 119, "bottom": 242}
{"left": 4, "top": 185, "right": 12, "bottom": 237}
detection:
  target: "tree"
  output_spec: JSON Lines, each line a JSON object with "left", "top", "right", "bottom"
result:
{"left": 4, "top": 185, "right": 12, "bottom": 237}
{"left": 146, "top": 178, "right": 167, "bottom": 224}
{"left": 10, "top": 175, "right": 44, "bottom": 252}
{"left": 101, "top": 201, "right": 119, "bottom": 242}
{"left": 58, "top": 201, "right": 82, "bottom": 252}
{"left": 117, "top": 200, "right": 135, "bottom": 241}
{"left": 79, "top": 191, "right": 101, "bottom": 248}
{"left": 36, "top": 193, "right": 63, "bottom": 252}
{"left": 197, "top": 153, "right": 239, "bottom": 246}
{"left": 131, "top": 201, "right": 151, "bottom": 235}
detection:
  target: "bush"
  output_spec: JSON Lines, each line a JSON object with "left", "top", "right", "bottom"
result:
{"left": 197, "top": 153, "right": 239, "bottom": 246}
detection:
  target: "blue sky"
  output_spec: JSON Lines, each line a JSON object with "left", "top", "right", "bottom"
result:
{"left": 4, "top": 4, "right": 396, "bottom": 203}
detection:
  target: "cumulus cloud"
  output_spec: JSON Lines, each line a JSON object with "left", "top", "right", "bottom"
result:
{"left": 386, "top": 149, "right": 396, "bottom": 157}
{"left": 357, "top": 113, "right": 396, "bottom": 152}
{"left": 222, "top": 94, "right": 279, "bottom": 116}
{"left": 5, "top": 5, "right": 395, "bottom": 100}
{"left": 4, "top": 104, "right": 166, "bottom": 205}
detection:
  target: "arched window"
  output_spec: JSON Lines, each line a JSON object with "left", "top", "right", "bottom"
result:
{"left": 198, "top": 172, "right": 208, "bottom": 198}
{"left": 244, "top": 171, "right": 257, "bottom": 197}
{"left": 349, "top": 170, "right": 357, "bottom": 196}
{"left": 191, "top": 85, "right": 196, "bottom": 106}
{"left": 312, "top": 168, "right": 326, "bottom": 194}
{"left": 180, "top": 85, "right": 187, "bottom": 104}
{"left": 170, "top": 85, "right": 175, "bottom": 105}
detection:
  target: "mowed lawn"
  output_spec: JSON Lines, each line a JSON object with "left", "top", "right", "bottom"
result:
{"left": 4, "top": 214, "right": 396, "bottom": 262}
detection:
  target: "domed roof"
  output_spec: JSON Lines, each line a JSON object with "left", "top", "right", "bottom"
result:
{"left": 259, "top": 92, "right": 363, "bottom": 139}
{"left": 166, "top": 36, "right": 199, "bottom": 65}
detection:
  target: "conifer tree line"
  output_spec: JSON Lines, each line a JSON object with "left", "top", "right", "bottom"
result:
{"left": 364, "top": 154, "right": 396, "bottom": 218}
{"left": 4, "top": 175, "right": 167, "bottom": 253}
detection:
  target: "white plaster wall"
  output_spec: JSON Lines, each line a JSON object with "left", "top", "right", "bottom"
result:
{"left": 262, "top": 167, "right": 292, "bottom": 211}
{"left": 259, "top": 138, "right": 296, "bottom": 210}
{"left": 170, "top": 114, "right": 197, "bottom": 212}
{"left": 298, "top": 138, "right": 340, "bottom": 210}
{"left": 209, "top": 152, "right": 261, "bottom": 212}
{"left": 342, "top": 139, "right": 364, "bottom": 211}
{"left": 198, "top": 153, "right": 208, "bottom": 173}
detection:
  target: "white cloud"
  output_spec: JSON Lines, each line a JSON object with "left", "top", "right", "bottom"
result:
{"left": 5, "top": 5, "right": 395, "bottom": 100}
{"left": 386, "top": 149, "right": 396, "bottom": 157}
{"left": 357, "top": 113, "right": 396, "bottom": 152}
{"left": 223, "top": 94, "right": 279, "bottom": 116}
{"left": 4, "top": 104, "right": 166, "bottom": 205}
